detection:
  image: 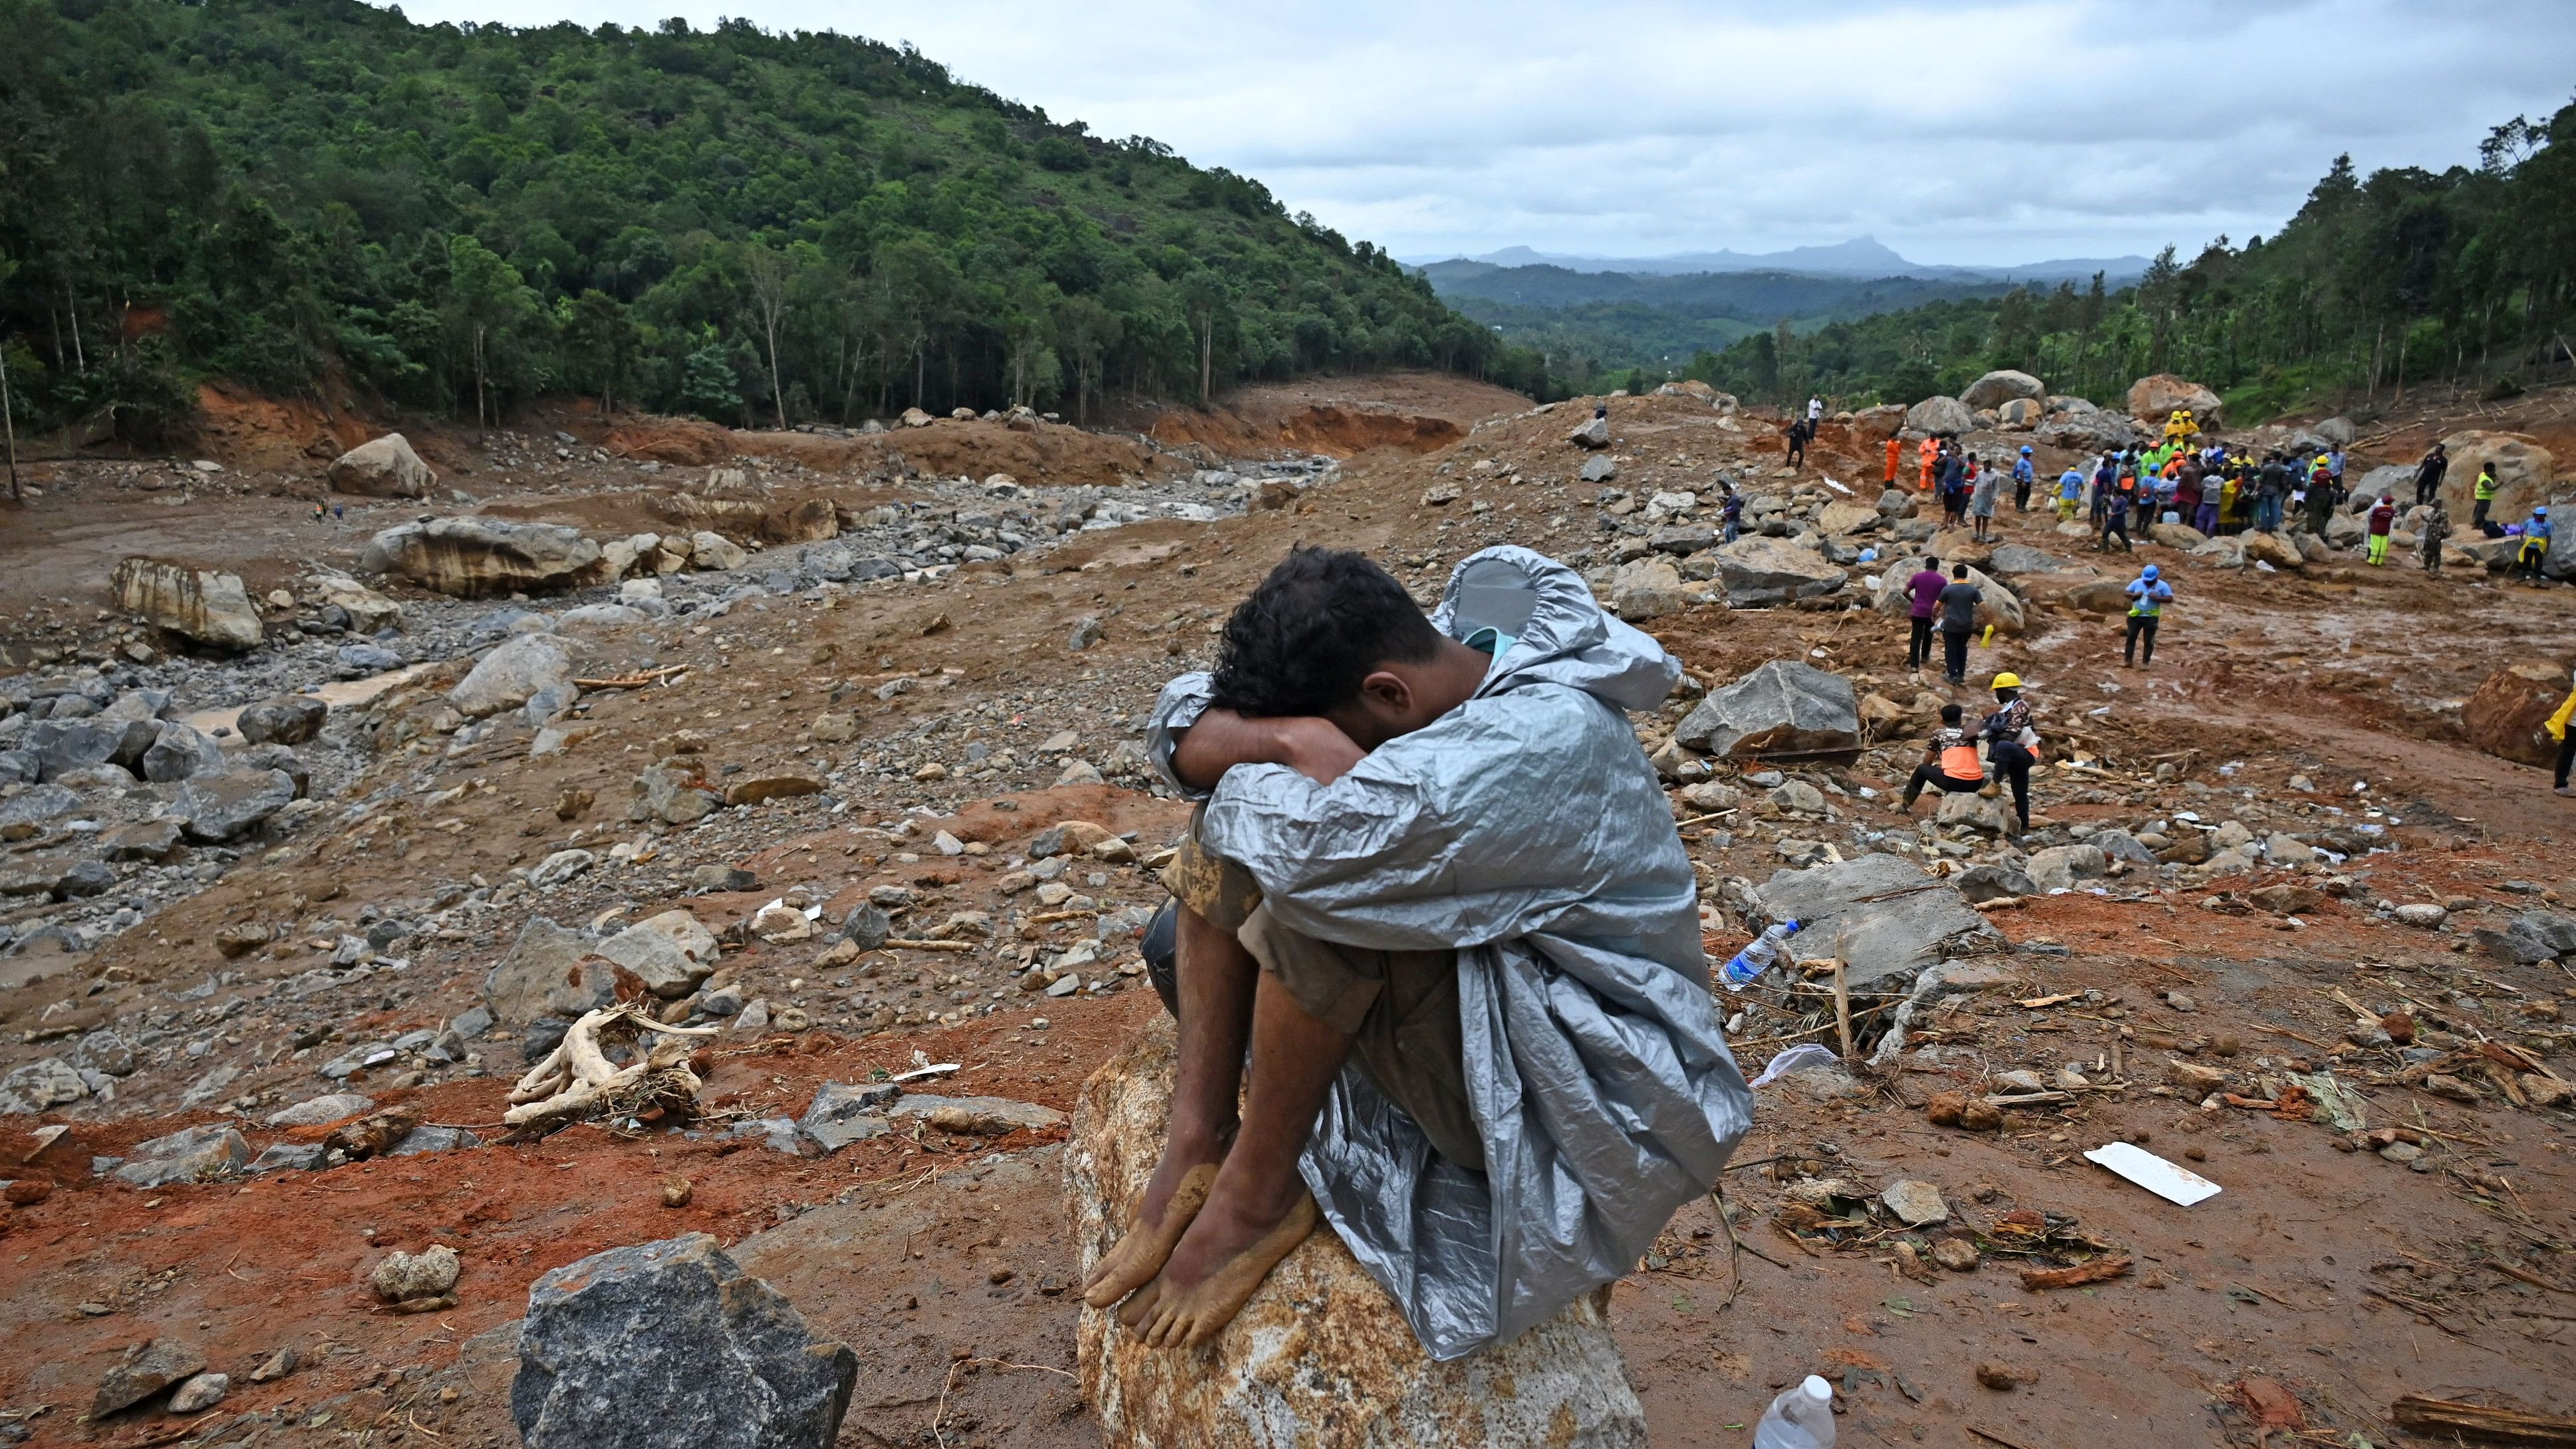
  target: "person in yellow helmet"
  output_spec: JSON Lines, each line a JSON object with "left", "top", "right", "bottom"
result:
{"left": 1977, "top": 672, "right": 2039, "bottom": 830}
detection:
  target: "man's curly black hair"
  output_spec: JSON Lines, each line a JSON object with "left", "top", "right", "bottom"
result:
{"left": 1207, "top": 547, "right": 1441, "bottom": 717}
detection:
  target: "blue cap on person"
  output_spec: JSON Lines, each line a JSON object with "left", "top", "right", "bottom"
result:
{"left": 2141, "top": 564, "right": 2159, "bottom": 581}
{"left": 2020, "top": 445, "right": 2033, "bottom": 455}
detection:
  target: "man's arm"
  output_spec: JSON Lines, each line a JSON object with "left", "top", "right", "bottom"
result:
{"left": 1169, "top": 708, "right": 1364, "bottom": 791}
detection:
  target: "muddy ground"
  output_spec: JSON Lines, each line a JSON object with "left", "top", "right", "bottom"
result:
{"left": 0, "top": 374, "right": 2571, "bottom": 1448}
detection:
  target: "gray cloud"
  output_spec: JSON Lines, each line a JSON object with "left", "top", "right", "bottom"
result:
{"left": 390, "top": 0, "right": 2576, "bottom": 265}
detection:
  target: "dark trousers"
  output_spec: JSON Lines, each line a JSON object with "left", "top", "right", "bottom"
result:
{"left": 1904, "top": 765, "right": 1984, "bottom": 805}
{"left": 1907, "top": 615, "right": 1933, "bottom": 668}
{"left": 2559, "top": 733, "right": 2575, "bottom": 789}
{"left": 2100, "top": 516, "right": 2131, "bottom": 551}
{"left": 2014, "top": 480, "right": 2031, "bottom": 511}
{"left": 2125, "top": 614, "right": 2160, "bottom": 665}
{"left": 1941, "top": 627, "right": 1970, "bottom": 682}
{"left": 1987, "top": 740, "right": 2035, "bottom": 827}
{"left": 1787, "top": 440, "right": 1805, "bottom": 466}
{"left": 2416, "top": 476, "right": 2438, "bottom": 506}
{"left": 2474, "top": 497, "right": 2492, "bottom": 527}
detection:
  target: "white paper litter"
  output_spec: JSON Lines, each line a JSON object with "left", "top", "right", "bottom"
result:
{"left": 2084, "top": 1140, "right": 2222, "bottom": 1206}
{"left": 1747, "top": 1043, "right": 1842, "bottom": 1088}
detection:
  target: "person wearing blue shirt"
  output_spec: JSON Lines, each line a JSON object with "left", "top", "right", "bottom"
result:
{"left": 2057, "top": 467, "right": 2083, "bottom": 522}
{"left": 2013, "top": 446, "right": 2036, "bottom": 513}
{"left": 2513, "top": 505, "right": 2553, "bottom": 583}
{"left": 2123, "top": 563, "right": 2174, "bottom": 668}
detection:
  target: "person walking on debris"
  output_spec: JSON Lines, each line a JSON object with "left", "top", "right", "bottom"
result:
{"left": 2098, "top": 474, "right": 2134, "bottom": 553}
{"left": 2057, "top": 463, "right": 2084, "bottom": 522}
{"left": 1785, "top": 416, "right": 1811, "bottom": 469}
{"left": 1808, "top": 394, "right": 1824, "bottom": 428}
{"left": 1969, "top": 454, "right": 2001, "bottom": 540}
{"left": 1904, "top": 554, "right": 1946, "bottom": 672}
{"left": 1979, "top": 672, "right": 2039, "bottom": 831}
{"left": 1718, "top": 480, "right": 1743, "bottom": 544}
{"left": 1884, "top": 432, "right": 1903, "bottom": 487}
{"left": 1098, "top": 545, "right": 1750, "bottom": 1357}
{"left": 2013, "top": 446, "right": 2035, "bottom": 513}
{"left": 2420, "top": 497, "right": 2452, "bottom": 575}
{"left": 2414, "top": 442, "right": 2448, "bottom": 507}
{"left": 2548, "top": 668, "right": 2576, "bottom": 797}
{"left": 1900, "top": 704, "right": 1988, "bottom": 811}
{"left": 2090, "top": 452, "right": 2116, "bottom": 527}
{"left": 2473, "top": 460, "right": 2499, "bottom": 529}
{"left": 2513, "top": 505, "right": 2553, "bottom": 582}
{"left": 1918, "top": 434, "right": 1940, "bottom": 493}
{"left": 1938, "top": 448, "right": 1969, "bottom": 527}
{"left": 2123, "top": 563, "right": 2172, "bottom": 668}
{"left": 1936, "top": 563, "right": 1980, "bottom": 684}
{"left": 2366, "top": 493, "right": 2398, "bottom": 565}
{"left": 2304, "top": 467, "right": 2337, "bottom": 537}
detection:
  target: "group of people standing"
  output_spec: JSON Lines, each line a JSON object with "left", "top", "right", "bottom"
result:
{"left": 1888, "top": 436, "right": 2038, "bottom": 543}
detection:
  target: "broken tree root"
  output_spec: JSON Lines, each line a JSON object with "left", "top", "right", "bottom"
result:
{"left": 506, "top": 1006, "right": 718, "bottom": 1129}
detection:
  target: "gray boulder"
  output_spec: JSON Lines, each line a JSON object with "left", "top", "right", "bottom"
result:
{"left": 102, "top": 819, "right": 186, "bottom": 862}
{"left": 238, "top": 695, "right": 329, "bottom": 745}
{"left": 799, "top": 1081, "right": 899, "bottom": 1152}
{"left": 1578, "top": 454, "right": 1617, "bottom": 483}
{"left": 1753, "top": 853, "right": 1991, "bottom": 987}
{"left": 2025, "top": 843, "right": 2109, "bottom": 892}
{"left": 140, "top": 722, "right": 229, "bottom": 783}
{"left": 596, "top": 910, "right": 720, "bottom": 999}
{"left": 1674, "top": 660, "right": 1860, "bottom": 759}
{"left": 1983, "top": 543, "right": 2065, "bottom": 576}
{"left": 0, "top": 1057, "right": 88, "bottom": 1113}
{"left": 1951, "top": 863, "right": 2035, "bottom": 902}
{"left": 173, "top": 769, "right": 297, "bottom": 842}
{"left": 2502, "top": 910, "right": 2576, "bottom": 965}
{"left": 2088, "top": 829, "right": 2159, "bottom": 866}
{"left": 1568, "top": 415, "right": 1610, "bottom": 449}
{"left": 113, "top": 1124, "right": 252, "bottom": 1187}
{"left": 451, "top": 634, "right": 577, "bottom": 720}
{"left": 28, "top": 716, "right": 158, "bottom": 781}
{"left": 1709, "top": 535, "right": 1845, "bottom": 607}
{"left": 329, "top": 433, "right": 436, "bottom": 499}
{"left": 360, "top": 517, "right": 603, "bottom": 598}
{"left": 110, "top": 558, "right": 265, "bottom": 651}
{"left": 92, "top": 1341, "right": 209, "bottom": 1418}
{"left": 483, "top": 918, "right": 613, "bottom": 1029}
{"left": 1903, "top": 396, "right": 1975, "bottom": 436}
{"left": 1959, "top": 370, "right": 2044, "bottom": 411}
{"left": 511, "top": 1234, "right": 857, "bottom": 1449}
{"left": 0, "top": 782, "right": 80, "bottom": 827}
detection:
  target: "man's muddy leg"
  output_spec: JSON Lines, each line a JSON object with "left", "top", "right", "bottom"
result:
{"left": 1083, "top": 904, "right": 1250, "bottom": 1308}
{"left": 1123, "top": 965, "right": 1343, "bottom": 1347}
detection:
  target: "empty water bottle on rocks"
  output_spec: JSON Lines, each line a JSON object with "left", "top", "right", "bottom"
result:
{"left": 1751, "top": 1375, "right": 1836, "bottom": 1449}
{"left": 1721, "top": 919, "right": 1802, "bottom": 988}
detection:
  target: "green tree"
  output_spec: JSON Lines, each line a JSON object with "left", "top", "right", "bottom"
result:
{"left": 444, "top": 234, "right": 541, "bottom": 430}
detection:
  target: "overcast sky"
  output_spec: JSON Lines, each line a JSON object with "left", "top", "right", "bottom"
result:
{"left": 396, "top": 0, "right": 2576, "bottom": 267}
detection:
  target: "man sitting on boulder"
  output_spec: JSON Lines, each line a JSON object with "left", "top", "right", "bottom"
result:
{"left": 1087, "top": 545, "right": 1751, "bottom": 1359}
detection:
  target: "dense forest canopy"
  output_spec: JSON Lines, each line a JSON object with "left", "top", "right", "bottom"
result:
{"left": 0, "top": 0, "right": 1552, "bottom": 444}
{"left": 1664, "top": 98, "right": 2576, "bottom": 420}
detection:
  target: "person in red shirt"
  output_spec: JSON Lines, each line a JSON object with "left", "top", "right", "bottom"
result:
{"left": 1903, "top": 555, "right": 1946, "bottom": 672}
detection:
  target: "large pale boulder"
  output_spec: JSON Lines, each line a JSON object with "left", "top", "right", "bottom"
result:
{"left": 1709, "top": 536, "right": 1845, "bottom": 606}
{"left": 1960, "top": 370, "right": 2045, "bottom": 411}
{"left": 310, "top": 571, "right": 404, "bottom": 633}
{"left": 2243, "top": 531, "right": 2305, "bottom": 571}
{"left": 595, "top": 911, "right": 720, "bottom": 999}
{"left": 110, "top": 558, "right": 264, "bottom": 652}
{"left": 1850, "top": 403, "right": 1907, "bottom": 440}
{"left": 450, "top": 634, "right": 576, "bottom": 719}
{"left": 2462, "top": 662, "right": 2572, "bottom": 767}
{"left": 1606, "top": 556, "right": 1687, "bottom": 622}
{"left": 2035, "top": 398, "right": 2142, "bottom": 451}
{"left": 328, "top": 434, "right": 435, "bottom": 498}
{"left": 1817, "top": 501, "right": 1880, "bottom": 535}
{"left": 1068, "top": 1021, "right": 1647, "bottom": 1449}
{"left": 1903, "top": 396, "right": 1974, "bottom": 436}
{"left": 359, "top": 518, "right": 603, "bottom": 598}
{"left": 1996, "top": 397, "right": 2042, "bottom": 429}
{"left": 1673, "top": 660, "right": 1860, "bottom": 759}
{"left": 2440, "top": 431, "right": 2555, "bottom": 521}
{"left": 2126, "top": 374, "right": 2221, "bottom": 424}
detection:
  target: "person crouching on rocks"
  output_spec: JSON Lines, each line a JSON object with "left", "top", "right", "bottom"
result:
{"left": 1902, "top": 704, "right": 1989, "bottom": 813}
{"left": 1979, "top": 672, "right": 2039, "bottom": 832}
{"left": 1093, "top": 545, "right": 1750, "bottom": 1357}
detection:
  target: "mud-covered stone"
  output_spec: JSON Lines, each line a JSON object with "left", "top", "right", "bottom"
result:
{"left": 1068, "top": 1020, "right": 1648, "bottom": 1449}
{"left": 511, "top": 1234, "right": 857, "bottom": 1449}
{"left": 239, "top": 694, "right": 329, "bottom": 746}
{"left": 173, "top": 768, "right": 297, "bottom": 842}
{"left": 112, "top": 1124, "right": 252, "bottom": 1187}
{"left": 92, "top": 1339, "right": 208, "bottom": 1418}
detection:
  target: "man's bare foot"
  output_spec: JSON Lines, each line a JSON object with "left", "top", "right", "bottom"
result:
{"left": 1119, "top": 1188, "right": 1320, "bottom": 1349}
{"left": 1083, "top": 1159, "right": 1220, "bottom": 1309}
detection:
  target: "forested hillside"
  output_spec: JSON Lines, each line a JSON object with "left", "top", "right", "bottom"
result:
{"left": 1415, "top": 261, "right": 2011, "bottom": 392}
{"left": 0, "top": 0, "right": 1547, "bottom": 444}
{"left": 1673, "top": 99, "right": 2576, "bottom": 420}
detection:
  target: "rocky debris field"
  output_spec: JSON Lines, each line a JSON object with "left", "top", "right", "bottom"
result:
{"left": 0, "top": 378, "right": 2572, "bottom": 1449}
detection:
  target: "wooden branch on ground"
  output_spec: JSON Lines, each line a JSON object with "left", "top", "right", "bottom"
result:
{"left": 2390, "top": 1394, "right": 2576, "bottom": 1446}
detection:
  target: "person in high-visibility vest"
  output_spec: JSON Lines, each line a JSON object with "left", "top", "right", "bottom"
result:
{"left": 1900, "top": 704, "right": 1988, "bottom": 812}
{"left": 1884, "top": 434, "right": 1903, "bottom": 486}
{"left": 1917, "top": 435, "right": 1939, "bottom": 493}
{"left": 2122, "top": 563, "right": 2172, "bottom": 667}
{"left": 2548, "top": 668, "right": 2576, "bottom": 797}
{"left": 2473, "top": 463, "right": 2500, "bottom": 528}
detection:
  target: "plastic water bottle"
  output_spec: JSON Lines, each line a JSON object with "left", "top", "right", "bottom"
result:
{"left": 1751, "top": 1375, "right": 1836, "bottom": 1448}
{"left": 1720, "top": 920, "right": 1802, "bottom": 988}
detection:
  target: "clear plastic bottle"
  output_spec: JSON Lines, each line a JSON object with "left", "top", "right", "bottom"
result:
{"left": 1751, "top": 1375, "right": 1836, "bottom": 1449}
{"left": 1720, "top": 919, "right": 1802, "bottom": 988}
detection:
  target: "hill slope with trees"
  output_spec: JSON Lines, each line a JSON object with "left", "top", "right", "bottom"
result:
{"left": 0, "top": 0, "right": 1548, "bottom": 444}
{"left": 1668, "top": 100, "right": 2576, "bottom": 420}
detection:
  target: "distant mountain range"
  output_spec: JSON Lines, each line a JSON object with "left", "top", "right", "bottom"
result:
{"left": 1413, "top": 237, "right": 2148, "bottom": 285}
